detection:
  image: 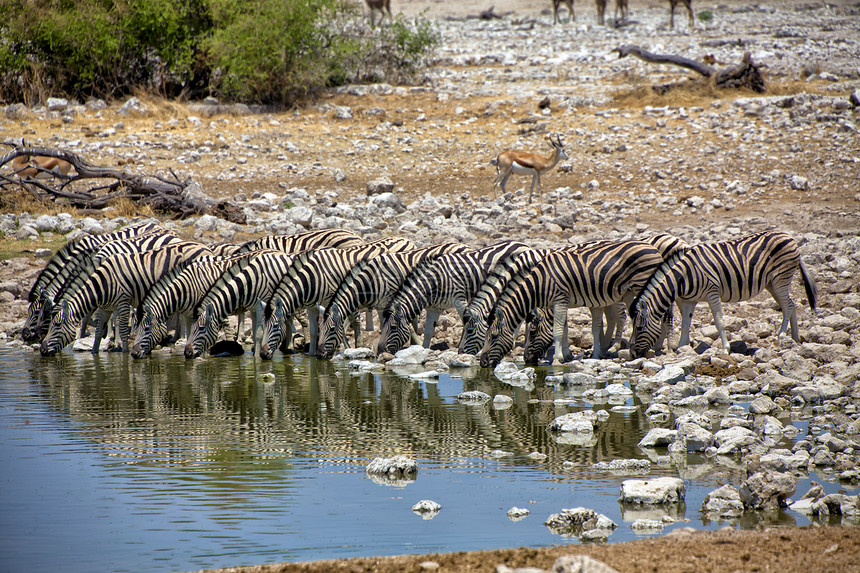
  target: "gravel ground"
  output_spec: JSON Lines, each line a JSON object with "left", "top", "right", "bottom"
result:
{"left": 2, "top": 0, "right": 859, "bottom": 571}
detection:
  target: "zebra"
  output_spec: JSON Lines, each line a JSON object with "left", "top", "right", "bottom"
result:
{"left": 184, "top": 249, "right": 300, "bottom": 359}
{"left": 129, "top": 252, "right": 258, "bottom": 358}
{"left": 315, "top": 242, "right": 474, "bottom": 359}
{"left": 40, "top": 242, "right": 211, "bottom": 356}
{"left": 375, "top": 241, "right": 531, "bottom": 356}
{"left": 629, "top": 231, "right": 818, "bottom": 358}
{"left": 479, "top": 240, "right": 664, "bottom": 368}
{"left": 21, "top": 221, "right": 165, "bottom": 342}
{"left": 31, "top": 229, "right": 184, "bottom": 348}
{"left": 521, "top": 233, "right": 690, "bottom": 363}
{"left": 232, "top": 229, "right": 365, "bottom": 255}
{"left": 257, "top": 240, "right": 435, "bottom": 360}
{"left": 457, "top": 248, "right": 551, "bottom": 356}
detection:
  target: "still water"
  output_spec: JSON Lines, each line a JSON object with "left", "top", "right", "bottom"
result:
{"left": 0, "top": 347, "right": 843, "bottom": 573}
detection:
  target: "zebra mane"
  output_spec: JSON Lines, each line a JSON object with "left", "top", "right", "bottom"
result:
{"left": 467, "top": 249, "right": 547, "bottom": 317}
{"left": 631, "top": 247, "right": 689, "bottom": 318}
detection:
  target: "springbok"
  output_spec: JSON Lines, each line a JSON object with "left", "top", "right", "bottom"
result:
{"left": 493, "top": 134, "right": 568, "bottom": 205}
{"left": 10, "top": 154, "right": 73, "bottom": 179}
{"left": 552, "top": 0, "right": 574, "bottom": 23}
{"left": 669, "top": 0, "right": 694, "bottom": 29}
{"left": 365, "top": 0, "right": 391, "bottom": 26}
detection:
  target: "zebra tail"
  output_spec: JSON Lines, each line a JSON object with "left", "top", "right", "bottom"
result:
{"left": 799, "top": 258, "right": 817, "bottom": 311}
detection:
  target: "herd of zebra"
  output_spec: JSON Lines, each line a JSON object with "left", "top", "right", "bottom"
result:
{"left": 23, "top": 221, "right": 818, "bottom": 368}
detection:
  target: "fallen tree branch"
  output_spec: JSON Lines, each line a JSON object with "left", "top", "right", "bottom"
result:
{"left": 612, "top": 44, "right": 766, "bottom": 93}
{"left": 0, "top": 145, "right": 245, "bottom": 222}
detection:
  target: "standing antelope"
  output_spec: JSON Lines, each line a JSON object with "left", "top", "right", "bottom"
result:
{"left": 365, "top": 0, "right": 391, "bottom": 26}
{"left": 669, "top": 0, "right": 694, "bottom": 29}
{"left": 493, "top": 134, "right": 567, "bottom": 205}
{"left": 552, "top": 0, "right": 574, "bottom": 23}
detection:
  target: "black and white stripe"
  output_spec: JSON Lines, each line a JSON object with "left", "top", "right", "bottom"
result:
{"left": 233, "top": 229, "right": 365, "bottom": 255}
{"left": 22, "top": 221, "right": 166, "bottom": 341}
{"left": 375, "top": 241, "right": 531, "bottom": 355}
{"left": 479, "top": 240, "right": 664, "bottom": 367}
{"left": 315, "top": 243, "right": 474, "bottom": 358}
{"left": 130, "top": 252, "right": 255, "bottom": 358}
{"left": 40, "top": 241, "right": 211, "bottom": 356}
{"left": 630, "top": 230, "right": 817, "bottom": 357}
{"left": 184, "top": 249, "right": 300, "bottom": 358}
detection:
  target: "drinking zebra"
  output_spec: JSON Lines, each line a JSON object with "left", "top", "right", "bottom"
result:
{"left": 375, "top": 241, "right": 531, "bottom": 356}
{"left": 629, "top": 231, "right": 818, "bottom": 357}
{"left": 257, "top": 240, "right": 417, "bottom": 359}
{"left": 22, "top": 221, "right": 168, "bottom": 342}
{"left": 457, "top": 248, "right": 551, "bottom": 356}
{"left": 184, "top": 249, "right": 300, "bottom": 359}
{"left": 479, "top": 240, "right": 664, "bottom": 367}
{"left": 40, "top": 241, "right": 211, "bottom": 356}
{"left": 129, "top": 252, "right": 260, "bottom": 358}
{"left": 521, "top": 233, "right": 690, "bottom": 363}
{"left": 314, "top": 243, "right": 474, "bottom": 359}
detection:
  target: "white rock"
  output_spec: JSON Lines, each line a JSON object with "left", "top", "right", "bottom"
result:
{"left": 619, "top": 477, "right": 686, "bottom": 505}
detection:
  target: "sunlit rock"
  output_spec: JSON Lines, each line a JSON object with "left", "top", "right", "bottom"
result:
{"left": 701, "top": 484, "right": 744, "bottom": 519}
{"left": 619, "top": 477, "right": 686, "bottom": 505}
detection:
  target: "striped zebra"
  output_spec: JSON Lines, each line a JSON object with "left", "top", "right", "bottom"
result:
{"left": 257, "top": 240, "right": 428, "bottom": 360}
{"left": 184, "top": 249, "right": 299, "bottom": 359}
{"left": 521, "top": 233, "right": 690, "bottom": 363}
{"left": 375, "top": 241, "right": 531, "bottom": 356}
{"left": 40, "top": 241, "right": 211, "bottom": 356}
{"left": 457, "top": 248, "right": 551, "bottom": 356}
{"left": 315, "top": 243, "right": 474, "bottom": 359}
{"left": 233, "top": 229, "right": 365, "bottom": 255}
{"left": 22, "top": 221, "right": 165, "bottom": 342}
{"left": 629, "top": 231, "right": 818, "bottom": 358}
{"left": 479, "top": 240, "right": 664, "bottom": 367}
{"left": 129, "top": 252, "right": 257, "bottom": 358}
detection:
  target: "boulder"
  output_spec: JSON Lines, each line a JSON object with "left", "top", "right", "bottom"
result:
{"left": 702, "top": 484, "right": 744, "bottom": 519}
{"left": 739, "top": 470, "right": 796, "bottom": 510}
{"left": 619, "top": 477, "right": 686, "bottom": 505}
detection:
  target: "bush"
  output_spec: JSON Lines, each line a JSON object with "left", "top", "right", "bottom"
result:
{"left": 0, "top": 0, "right": 438, "bottom": 107}
{"left": 697, "top": 10, "right": 713, "bottom": 22}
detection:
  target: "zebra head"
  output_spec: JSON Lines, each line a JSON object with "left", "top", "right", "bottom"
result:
{"left": 523, "top": 308, "right": 554, "bottom": 364}
{"left": 185, "top": 303, "right": 216, "bottom": 359}
{"left": 317, "top": 304, "right": 344, "bottom": 359}
{"left": 377, "top": 308, "right": 410, "bottom": 355}
{"left": 259, "top": 299, "right": 286, "bottom": 360}
{"left": 21, "top": 295, "right": 45, "bottom": 342}
{"left": 479, "top": 309, "right": 515, "bottom": 368}
{"left": 130, "top": 305, "right": 162, "bottom": 359}
{"left": 39, "top": 300, "right": 75, "bottom": 356}
{"left": 458, "top": 308, "right": 486, "bottom": 356}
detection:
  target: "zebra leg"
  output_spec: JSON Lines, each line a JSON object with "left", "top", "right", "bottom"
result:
{"left": 78, "top": 309, "right": 95, "bottom": 339}
{"left": 705, "top": 293, "right": 729, "bottom": 352}
{"left": 552, "top": 302, "right": 572, "bottom": 365}
{"left": 350, "top": 312, "right": 362, "bottom": 348}
{"left": 767, "top": 282, "right": 799, "bottom": 342}
{"left": 117, "top": 302, "right": 131, "bottom": 352}
{"left": 251, "top": 302, "right": 263, "bottom": 355}
{"left": 235, "top": 312, "right": 245, "bottom": 342}
{"left": 410, "top": 318, "right": 423, "bottom": 345}
{"left": 676, "top": 300, "right": 697, "bottom": 349}
{"left": 589, "top": 307, "right": 607, "bottom": 359}
{"left": 91, "top": 309, "right": 111, "bottom": 353}
{"left": 423, "top": 309, "right": 441, "bottom": 347}
{"left": 307, "top": 306, "right": 320, "bottom": 356}
{"left": 365, "top": 309, "right": 374, "bottom": 331}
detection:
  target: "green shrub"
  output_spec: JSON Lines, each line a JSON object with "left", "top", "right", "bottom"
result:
{"left": 697, "top": 10, "right": 713, "bottom": 22}
{"left": 0, "top": 0, "right": 438, "bottom": 106}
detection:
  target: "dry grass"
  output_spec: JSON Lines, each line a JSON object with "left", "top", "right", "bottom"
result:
{"left": 103, "top": 198, "right": 157, "bottom": 220}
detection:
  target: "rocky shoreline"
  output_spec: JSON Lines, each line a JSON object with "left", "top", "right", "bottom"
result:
{"left": 1, "top": 0, "right": 859, "bottom": 569}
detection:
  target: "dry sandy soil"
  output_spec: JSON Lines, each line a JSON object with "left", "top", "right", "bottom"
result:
{"left": 3, "top": 0, "right": 860, "bottom": 571}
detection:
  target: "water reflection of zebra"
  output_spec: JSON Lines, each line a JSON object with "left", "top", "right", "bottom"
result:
{"left": 22, "top": 222, "right": 169, "bottom": 342}
{"left": 130, "top": 252, "right": 259, "bottom": 358}
{"left": 480, "top": 240, "right": 664, "bottom": 367}
{"left": 315, "top": 243, "right": 474, "bottom": 358}
{"left": 375, "top": 241, "right": 531, "bottom": 356}
{"left": 184, "top": 249, "right": 299, "bottom": 359}
{"left": 630, "top": 230, "right": 818, "bottom": 357}
{"left": 40, "top": 241, "right": 211, "bottom": 356}
{"left": 258, "top": 240, "right": 417, "bottom": 359}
